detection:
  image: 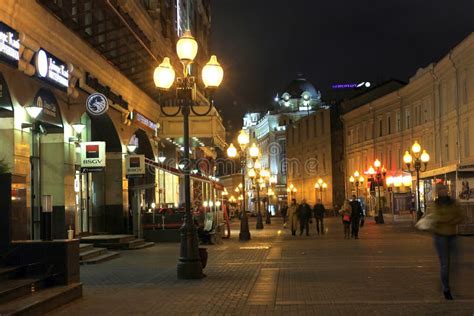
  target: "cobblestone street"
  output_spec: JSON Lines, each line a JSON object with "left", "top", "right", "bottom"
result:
{"left": 50, "top": 218, "right": 474, "bottom": 315}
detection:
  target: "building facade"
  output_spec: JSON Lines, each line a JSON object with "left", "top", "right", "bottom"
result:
{"left": 241, "top": 76, "right": 324, "bottom": 210}
{"left": 286, "top": 106, "right": 345, "bottom": 209}
{"left": 342, "top": 33, "right": 474, "bottom": 217}
{"left": 0, "top": 0, "right": 224, "bottom": 240}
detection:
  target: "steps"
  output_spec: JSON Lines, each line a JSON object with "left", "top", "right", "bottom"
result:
{"left": 80, "top": 235, "right": 155, "bottom": 250}
{"left": 79, "top": 244, "right": 119, "bottom": 265}
{"left": 0, "top": 283, "right": 82, "bottom": 316}
{"left": 0, "top": 265, "right": 82, "bottom": 315}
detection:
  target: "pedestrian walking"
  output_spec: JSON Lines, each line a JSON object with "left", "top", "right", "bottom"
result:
{"left": 313, "top": 199, "right": 325, "bottom": 235}
{"left": 298, "top": 199, "right": 312, "bottom": 236}
{"left": 349, "top": 195, "right": 364, "bottom": 239}
{"left": 280, "top": 202, "right": 288, "bottom": 228}
{"left": 288, "top": 199, "right": 299, "bottom": 236}
{"left": 417, "top": 183, "right": 463, "bottom": 300}
{"left": 339, "top": 200, "right": 352, "bottom": 239}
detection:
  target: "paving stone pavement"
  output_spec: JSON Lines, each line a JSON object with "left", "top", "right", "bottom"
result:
{"left": 49, "top": 217, "right": 474, "bottom": 315}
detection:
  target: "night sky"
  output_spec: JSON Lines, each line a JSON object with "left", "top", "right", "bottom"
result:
{"left": 210, "top": 0, "right": 474, "bottom": 135}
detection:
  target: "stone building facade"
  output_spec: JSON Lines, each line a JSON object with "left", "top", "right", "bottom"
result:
{"left": 342, "top": 33, "right": 474, "bottom": 217}
{"left": 0, "top": 0, "right": 224, "bottom": 240}
{"left": 285, "top": 106, "right": 345, "bottom": 210}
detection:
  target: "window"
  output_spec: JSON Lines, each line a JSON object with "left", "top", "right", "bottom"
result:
{"left": 306, "top": 119, "right": 309, "bottom": 139}
{"left": 464, "top": 122, "right": 470, "bottom": 158}
{"left": 405, "top": 108, "right": 411, "bottom": 129}
{"left": 320, "top": 112, "right": 325, "bottom": 135}
{"left": 378, "top": 117, "right": 383, "bottom": 137}
{"left": 396, "top": 112, "right": 401, "bottom": 132}
{"left": 387, "top": 115, "right": 391, "bottom": 134}
{"left": 445, "top": 127, "right": 450, "bottom": 161}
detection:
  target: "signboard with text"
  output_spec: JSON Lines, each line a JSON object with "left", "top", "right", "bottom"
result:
{"left": 0, "top": 21, "right": 19, "bottom": 66}
{"left": 126, "top": 155, "right": 145, "bottom": 176}
{"left": 80, "top": 141, "right": 106, "bottom": 172}
{"left": 35, "top": 49, "right": 69, "bottom": 89}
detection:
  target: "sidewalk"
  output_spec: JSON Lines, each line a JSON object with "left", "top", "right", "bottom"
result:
{"left": 49, "top": 217, "right": 474, "bottom": 315}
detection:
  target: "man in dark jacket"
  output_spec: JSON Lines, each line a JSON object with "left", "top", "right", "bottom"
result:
{"left": 298, "top": 199, "right": 312, "bottom": 236}
{"left": 349, "top": 195, "right": 364, "bottom": 239}
{"left": 313, "top": 199, "right": 325, "bottom": 235}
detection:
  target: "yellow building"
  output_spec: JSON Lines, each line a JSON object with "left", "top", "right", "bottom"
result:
{"left": 342, "top": 33, "right": 474, "bottom": 216}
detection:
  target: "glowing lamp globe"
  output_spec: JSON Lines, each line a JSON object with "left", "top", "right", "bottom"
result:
{"left": 248, "top": 168, "right": 256, "bottom": 178}
{"left": 237, "top": 130, "right": 250, "bottom": 146}
{"left": 202, "top": 55, "right": 224, "bottom": 88}
{"left": 374, "top": 159, "right": 381, "bottom": 168}
{"left": 322, "top": 182, "right": 328, "bottom": 189}
{"left": 359, "top": 176, "right": 365, "bottom": 183}
{"left": 420, "top": 150, "right": 430, "bottom": 163}
{"left": 154, "top": 57, "right": 175, "bottom": 90}
{"left": 176, "top": 30, "right": 198, "bottom": 63}
{"left": 411, "top": 141, "right": 421, "bottom": 155}
{"left": 349, "top": 176, "right": 355, "bottom": 183}
{"left": 249, "top": 143, "right": 259, "bottom": 158}
{"left": 71, "top": 123, "right": 86, "bottom": 134}
{"left": 354, "top": 170, "right": 360, "bottom": 178}
{"left": 403, "top": 151, "right": 413, "bottom": 164}
{"left": 227, "top": 143, "right": 237, "bottom": 158}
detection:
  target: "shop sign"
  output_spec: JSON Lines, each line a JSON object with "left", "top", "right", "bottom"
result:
{"left": 35, "top": 49, "right": 69, "bottom": 89}
{"left": 34, "top": 88, "right": 63, "bottom": 127}
{"left": 85, "top": 73, "right": 128, "bottom": 110}
{"left": 0, "top": 22, "right": 19, "bottom": 65}
{"left": 126, "top": 154, "right": 145, "bottom": 176}
{"left": 80, "top": 141, "right": 106, "bottom": 172}
{"left": 0, "top": 72, "right": 13, "bottom": 113}
{"left": 135, "top": 112, "right": 158, "bottom": 132}
{"left": 86, "top": 93, "right": 109, "bottom": 116}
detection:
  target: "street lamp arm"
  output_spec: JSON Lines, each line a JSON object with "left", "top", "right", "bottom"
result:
{"left": 190, "top": 100, "right": 214, "bottom": 117}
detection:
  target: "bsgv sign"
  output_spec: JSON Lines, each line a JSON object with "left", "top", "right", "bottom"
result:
{"left": 126, "top": 154, "right": 145, "bottom": 176}
{"left": 80, "top": 141, "right": 106, "bottom": 172}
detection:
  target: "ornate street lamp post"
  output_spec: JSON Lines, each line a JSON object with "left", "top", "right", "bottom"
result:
{"left": 403, "top": 141, "right": 430, "bottom": 221}
{"left": 153, "top": 30, "right": 224, "bottom": 279}
{"left": 372, "top": 159, "right": 387, "bottom": 224}
{"left": 349, "top": 171, "right": 364, "bottom": 198}
{"left": 314, "top": 178, "right": 327, "bottom": 202}
{"left": 247, "top": 144, "right": 265, "bottom": 229}
{"left": 227, "top": 130, "right": 252, "bottom": 241}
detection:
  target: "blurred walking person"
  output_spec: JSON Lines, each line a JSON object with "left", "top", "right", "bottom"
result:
{"left": 288, "top": 199, "right": 299, "bottom": 236}
{"left": 298, "top": 199, "right": 312, "bottom": 236}
{"left": 280, "top": 202, "right": 288, "bottom": 228}
{"left": 429, "top": 183, "right": 463, "bottom": 300}
{"left": 313, "top": 199, "right": 325, "bottom": 235}
{"left": 339, "top": 200, "right": 352, "bottom": 239}
{"left": 349, "top": 195, "right": 364, "bottom": 239}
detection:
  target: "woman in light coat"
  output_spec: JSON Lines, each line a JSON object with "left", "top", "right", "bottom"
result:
{"left": 339, "top": 200, "right": 352, "bottom": 239}
{"left": 287, "top": 198, "right": 299, "bottom": 236}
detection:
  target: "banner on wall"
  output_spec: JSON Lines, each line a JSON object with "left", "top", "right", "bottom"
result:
{"left": 126, "top": 154, "right": 145, "bottom": 176}
{"left": 80, "top": 141, "right": 106, "bottom": 173}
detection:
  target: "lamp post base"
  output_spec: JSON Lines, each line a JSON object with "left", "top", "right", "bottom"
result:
{"left": 239, "top": 214, "right": 251, "bottom": 241}
{"left": 256, "top": 212, "right": 264, "bottom": 230}
{"left": 177, "top": 222, "right": 203, "bottom": 280}
{"left": 376, "top": 210, "right": 385, "bottom": 224}
{"left": 265, "top": 211, "right": 271, "bottom": 224}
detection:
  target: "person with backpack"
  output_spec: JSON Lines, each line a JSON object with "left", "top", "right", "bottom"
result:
{"left": 339, "top": 199, "right": 352, "bottom": 239}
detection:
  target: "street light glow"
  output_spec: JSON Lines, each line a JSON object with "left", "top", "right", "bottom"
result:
{"left": 176, "top": 30, "right": 198, "bottom": 63}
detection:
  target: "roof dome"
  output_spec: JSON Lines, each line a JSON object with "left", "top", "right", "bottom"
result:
{"left": 282, "top": 75, "right": 320, "bottom": 100}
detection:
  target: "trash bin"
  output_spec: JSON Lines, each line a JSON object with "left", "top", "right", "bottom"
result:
{"left": 198, "top": 247, "right": 208, "bottom": 269}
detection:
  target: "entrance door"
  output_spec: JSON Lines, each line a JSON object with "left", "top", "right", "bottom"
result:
{"left": 76, "top": 171, "right": 93, "bottom": 234}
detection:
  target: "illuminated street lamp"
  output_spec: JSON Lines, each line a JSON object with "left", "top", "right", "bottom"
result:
{"left": 227, "top": 129, "right": 252, "bottom": 241}
{"left": 373, "top": 159, "right": 387, "bottom": 224}
{"left": 248, "top": 148, "right": 264, "bottom": 229}
{"left": 314, "top": 178, "right": 327, "bottom": 202}
{"left": 404, "top": 141, "right": 430, "bottom": 221}
{"left": 154, "top": 29, "right": 223, "bottom": 280}
{"left": 349, "top": 170, "right": 364, "bottom": 198}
